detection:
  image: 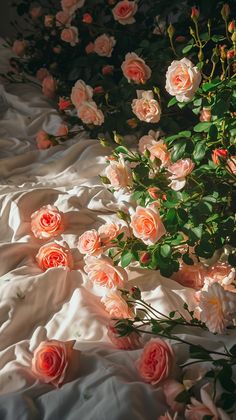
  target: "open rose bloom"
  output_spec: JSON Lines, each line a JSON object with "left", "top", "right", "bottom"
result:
{"left": 36, "top": 242, "right": 74, "bottom": 271}
{"left": 132, "top": 91, "right": 161, "bottom": 123}
{"left": 165, "top": 58, "right": 201, "bottom": 102}
{"left": 102, "top": 290, "right": 133, "bottom": 318}
{"left": 71, "top": 79, "right": 93, "bottom": 109}
{"left": 167, "top": 158, "right": 195, "bottom": 191}
{"left": 61, "top": 0, "right": 85, "bottom": 15}
{"left": 130, "top": 205, "right": 166, "bottom": 245}
{"left": 107, "top": 320, "right": 140, "bottom": 350}
{"left": 121, "top": 53, "right": 151, "bottom": 84}
{"left": 61, "top": 26, "right": 79, "bottom": 46}
{"left": 32, "top": 339, "right": 76, "bottom": 387}
{"left": 36, "top": 131, "right": 53, "bottom": 150}
{"left": 84, "top": 255, "right": 127, "bottom": 288}
{"left": 77, "top": 101, "right": 104, "bottom": 125}
{"left": 105, "top": 157, "right": 133, "bottom": 190}
{"left": 31, "top": 205, "right": 65, "bottom": 239}
{"left": 94, "top": 34, "right": 116, "bottom": 57}
{"left": 112, "top": 1, "right": 138, "bottom": 25}
{"left": 77, "top": 229, "right": 101, "bottom": 255}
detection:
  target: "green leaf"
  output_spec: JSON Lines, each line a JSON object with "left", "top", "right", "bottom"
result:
{"left": 171, "top": 141, "right": 186, "bottom": 161}
{"left": 121, "top": 250, "right": 133, "bottom": 268}
{"left": 182, "top": 254, "right": 194, "bottom": 265}
{"left": 160, "top": 244, "right": 171, "bottom": 258}
{"left": 218, "top": 367, "right": 236, "bottom": 392}
{"left": 211, "top": 35, "right": 226, "bottom": 42}
{"left": 193, "top": 141, "right": 207, "bottom": 161}
{"left": 202, "top": 79, "right": 222, "bottom": 92}
{"left": 193, "top": 122, "right": 212, "bottom": 132}
{"left": 174, "top": 390, "right": 190, "bottom": 403}
{"left": 189, "top": 344, "right": 212, "bottom": 360}
{"left": 167, "top": 97, "right": 178, "bottom": 108}
{"left": 116, "top": 232, "right": 125, "bottom": 241}
{"left": 115, "top": 146, "right": 130, "bottom": 154}
{"left": 182, "top": 44, "right": 194, "bottom": 54}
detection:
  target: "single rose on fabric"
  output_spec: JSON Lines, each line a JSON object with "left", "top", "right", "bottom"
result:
{"left": 121, "top": 53, "right": 151, "bottom": 84}
{"left": 149, "top": 140, "right": 170, "bottom": 167}
{"left": 132, "top": 91, "right": 161, "bottom": 123}
{"left": 56, "top": 10, "right": 72, "bottom": 26}
{"left": 165, "top": 58, "right": 201, "bottom": 102}
{"left": 36, "top": 130, "right": 54, "bottom": 150}
{"left": 61, "top": 26, "right": 79, "bottom": 46}
{"left": 107, "top": 321, "right": 140, "bottom": 349}
{"left": 56, "top": 124, "right": 69, "bottom": 137}
{"left": 163, "top": 379, "right": 185, "bottom": 412}
{"left": 130, "top": 205, "right": 166, "bottom": 245}
{"left": 30, "top": 7, "right": 42, "bottom": 20}
{"left": 61, "top": 0, "right": 85, "bottom": 14}
{"left": 77, "top": 101, "right": 104, "bottom": 125}
{"left": 84, "top": 255, "right": 127, "bottom": 288}
{"left": 77, "top": 229, "right": 101, "bottom": 255}
{"left": 98, "top": 223, "right": 120, "bottom": 245}
{"left": 36, "top": 242, "right": 73, "bottom": 271}
{"left": 199, "top": 107, "right": 211, "bottom": 122}
{"left": 137, "top": 339, "right": 174, "bottom": 385}
{"left": 71, "top": 79, "right": 93, "bottom": 109}
{"left": 105, "top": 157, "right": 133, "bottom": 190}
{"left": 102, "top": 290, "right": 133, "bottom": 318}
{"left": 36, "top": 68, "right": 50, "bottom": 82}
{"left": 42, "top": 75, "right": 57, "bottom": 99}
{"left": 93, "top": 34, "right": 116, "bottom": 57}
{"left": 185, "top": 384, "right": 230, "bottom": 420}
{"left": 212, "top": 148, "right": 228, "bottom": 165}
{"left": 112, "top": 1, "right": 138, "bottom": 25}
{"left": 171, "top": 261, "right": 206, "bottom": 290}
{"left": 168, "top": 158, "right": 195, "bottom": 190}
{"left": 31, "top": 205, "right": 65, "bottom": 239}
{"left": 12, "top": 40, "right": 28, "bottom": 57}
{"left": 31, "top": 339, "right": 75, "bottom": 387}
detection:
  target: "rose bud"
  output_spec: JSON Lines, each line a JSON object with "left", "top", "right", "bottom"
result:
{"left": 85, "top": 42, "right": 94, "bottom": 54}
{"left": 53, "top": 45, "right": 62, "bottom": 54}
{"left": 199, "top": 107, "right": 211, "bottom": 122}
{"left": 58, "top": 97, "right": 72, "bottom": 111}
{"left": 212, "top": 149, "right": 228, "bottom": 165}
{"left": 93, "top": 86, "right": 104, "bottom": 94}
{"left": 126, "top": 118, "right": 138, "bottom": 129}
{"left": 102, "top": 65, "right": 114, "bottom": 75}
{"left": 82, "top": 13, "right": 93, "bottom": 24}
{"left": 175, "top": 36, "right": 185, "bottom": 43}
{"left": 191, "top": 7, "right": 200, "bottom": 20}
{"left": 140, "top": 251, "right": 151, "bottom": 265}
{"left": 221, "top": 4, "right": 230, "bottom": 20}
{"left": 227, "top": 49, "right": 235, "bottom": 60}
{"left": 148, "top": 187, "right": 160, "bottom": 200}
{"left": 228, "top": 21, "right": 235, "bottom": 33}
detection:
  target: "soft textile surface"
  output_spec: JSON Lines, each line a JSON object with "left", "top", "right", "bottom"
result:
{"left": 1, "top": 40, "right": 236, "bottom": 420}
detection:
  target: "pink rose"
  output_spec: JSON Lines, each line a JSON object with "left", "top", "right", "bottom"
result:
{"left": 56, "top": 11, "right": 72, "bottom": 26}
{"left": 61, "top": 0, "right": 85, "bottom": 14}
{"left": 77, "top": 101, "right": 104, "bottom": 125}
{"left": 168, "top": 158, "right": 195, "bottom": 190}
{"left": 70, "top": 79, "right": 93, "bottom": 108}
{"left": 36, "top": 68, "right": 49, "bottom": 82}
{"left": 105, "top": 158, "right": 133, "bottom": 190}
{"left": 77, "top": 229, "right": 101, "bottom": 255}
{"left": 132, "top": 91, "right": 161, "bottom": 123}
{"left": 98, "top": 223, "right": 120, "bottom": 245}
{"left": 163, "top": 379, "right": 185, "bottom": 412}
{"left": 102, "top": 65, "right": 114, "bottom": 75}
{"left": 137, "top": 339, "right": 174, "bottom": 385}
{"left": 112, "top": 1, "right": 138, "bottom": 25}
{"left": 12, "top": 40, "right": 28, "bottom": 57}
{"left": 107, "top": 320, "right": 140, "bottom": 349}
{"left": 102, "top": 291, "right": 133, "bottom": 318}
{"left": 130, "top": 205, "right": 166, "bottom": 245}
{"left": 149, "top": 140, "right": 170, "bottom": 167}
{"left": 61, "top": 26, "right": 79, "bottom": 46}
{"left": 121, "top": 53, "right": 151, "bottom": 84}
{"left": 42, "top": 75, "right": 57, "bottom": 99}
{"left": 85, "top": 42, "right": 95, "bottom": 54}
{"left": 56, "top": 124, "right": 69, "bottom": 136}
{"left": 36, "top": 242, "right": 74, "bottom": 271}
{"left": 171, "top": 261, "right": 207, "bottom": 290}
{"left": 94, "top": 34, "right": 116, "bottom": 57}
{"left": 165, "top": 58, "right": 202, "bottom": 102}
{"left": 138, "top": 134, "right": 156, "bottom": 154}
{"left": 30, "top": 7, "right": 42, "bottom": 20}
{"left": 31, "top": 339, "right": 75, "bottom": 387}
{"left": 31, "top": 205, "right": 65, "bottom": 239}
{"left": 199, "top": 107, "right": 211, "bottom": 122}
{"left": 44, "top": 15, "right": 54, "bottom": 27}
{"left": 227, "top": 156, "right": 236, "bottom": 175}
{"left": 36, "top": 130, "right": 54, "bottom": 150}
{"left": 84, "top": 255, "right": 127, "bottom": 288}
{"left": 185, "top": 385, "right": 229, "bottom": 420}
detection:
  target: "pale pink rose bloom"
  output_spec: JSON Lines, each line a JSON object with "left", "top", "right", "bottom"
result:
{"left": 77, "top": 229, "right": 101, "bottom": 255}
{"left": 107, "top": 320, "right": 140, "bottom": 349}
{"left": 185, "top": 385, "right": 230, "bottom": 420}
{"left": 199, "top": 282, "right": 236, "bottom": 333}
{"left": 70, "top": 79, "right": 93, "bottom": 109}
{"left": 163, "top": 379, "right": 185, "bottom": 412}
{"left": 32, "top": 339, "right": 75, "bottom": 387}
{"left": 85, "top": 42, "right": 94, "bottom": 54}
{"left": 61, "top": 0, "right": 85, "bottom": 14}
{"left": 132, "top": 91, "right": 161, "bottom": 123}
{"left": 94, "top": 34, "right": 116, "bottom": 57}
{"left": 56, "top": 10, "right": 72, "bottom": 26}
{"left": 130, "top": 205, "right": 166, "bottom": 245}
{"left": 36, "top": 242, "right": 74, "bottom": 271}
{"left": 61, "top": 26, "right": 79, "bottom": 46}
{"left": 138, "top": 134, "right": 156, "bottom": 154}
{"left": 199, "top": 107, "right": 211, "bottom": 122}
{"left": 42, "top": 75, "right": 57, "bottom": 99}
{"left": 36, "top": 68, "right": 49, "bottom": 82}
{"left": 30, "top": 6, "right": 42, "bottom": 20}
{"left": 165, "top": 58, "right": 202, "bottom": 102}
{"left": 149, "top": 140, "right": 170, "bottom": 167}
{"left": 121, "top": 53, "right": 151, "bottom": 84}
{"left": 56, "top": 124, "right": 69, "bottom": 136}
{"left": 44, "top": 15, "right": 54, "bottom": 27}
{"left": 31, "top": 205, "right": 64, "bottom": 239}
{"left": 168, "top": 158, "right": 195, "bottom": 191}
{"left": 84, "top": 255, "right": 127, "bottom": 288}
{"left": 204, "top": 261, "right": 235, "bottom": 290}
{"left": 171, "top": 261, "right": 207, "bottom": 290}
{"left": 105, "top": 158, "right": 133, "bottom": 190}
{"left": 227, "top": 156, "right": 236, "bottom": 175}
{"left": 137, "top": 339, "right": 174, "bottom": 385}
{"left": 36, "top": 130, "right": 53, "bottom": 150}
{"left": 12, "top": 40, "right": 28, "bottom": 57}
{"left": 158, "top": 413, "right": 178, "bottom": 420}
{"left": 77, "top": 101, "right": 104, "bottom": 125}
{"left": 102, "top": 290, "right": 133, "bottom": 318}
{"left": 112, "top": 0, "right": 137, "bottom": 25}
{"left": 98, "top": 223, "right": 120, "bottom": 245}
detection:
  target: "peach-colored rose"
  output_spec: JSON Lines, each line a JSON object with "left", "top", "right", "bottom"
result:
{"left": 199, "top": 107, "right": 211, "bottom": 122}
{"left": 227, "top": 156, "right": 236, "bottom": 175}
{"left": 36, "top": 68, "right": 49, "bottom": 82}
{"left": 168, "top": 158, "right": 195, "bottom": 190}
{"left": 12, "top": 40, "right": 28, "bottom": 57}
{"left": 61, "top": 0, "right": 85, "bottom": 14}
{"left": 107, "top": 320, "right": 140, "bottom": 349}
{"left": 44, "top": 15, "right": 54, "bottom": 27}
{"left": 163, "top": 379, "right": 185, "bottom": 412}
{"left": 98, "top": 223, "right": 120, "bottom": 245}
{"left": 166, "top": 58, "right": 202, "bottom": 102}
{"left": 172, "top": 261, "right": 207, "bottom": 290}
{"left": 30, "top": 6, "right": 42, "bottom": 20}
{"left": 149, "top": 140, "right": 170, "bottom": 167}
{"left": 77, "top": 101, "right": 104, "bottom": 125}
{"left": 112, "top": 1, "right": 138, "bottom": 25}
{"left": 84, "top": 255, "right": 127, "bottom": 288}
{"left": 132, "top": 91, "right": 161, "bottom": 123}
{"left": 94, "top": 34, "right": 116, "bottom": 57}
{"left": 102, "top": 65, "right": 114, "bottom": 75}
{"left": 36, "top": 242, "right": 74, "bottom": 271}
{"left": 77, "top": 229, "right": 101, "bottom": 255}
{"left": 36, "top": 130, "right": 54, "bottom": 150}
{"left": 61, "top": 26, "right": 79, "bottom": 46}
{"left": 31, "top": 205, "right": 64, "bottom": 239}
{"left": 122, "top": 53, "right": 151, "bottom": 84}
{"left": 42, "top": 75, "right": 57, "bottom": 99}
{"left": 102, "top": 291, "right": 133, "bottom": 318}
{"left": 185, "top": 385, "right": 229, "bottom": 420}
{"left": 71, "top": 80, "right": 93, "bottom": 108}
{"left": 56, "top": 124, "right": 69, "bottom": 136}
{"left": 85, "top": 42, "right": 95, "bottom": 54}
{"left": 138, "top": 134, "right": 156, "bottom": 154}
{"left": 31, "top": 339, "right": 75, "bottom": 387}
{"left": 130, "top": 205, "right": 166, "bottom": 245}
{"left": 105, "top": 158, "right": 133, "bottom": 190}
{"left": 137, "top": 339, "right": 174, "bottom": 385}
{"left": 205, "top": 261, "right": 235, "bottom": 290}
{"left": 56, "top": 10, "right": 72, "bottom": 26}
